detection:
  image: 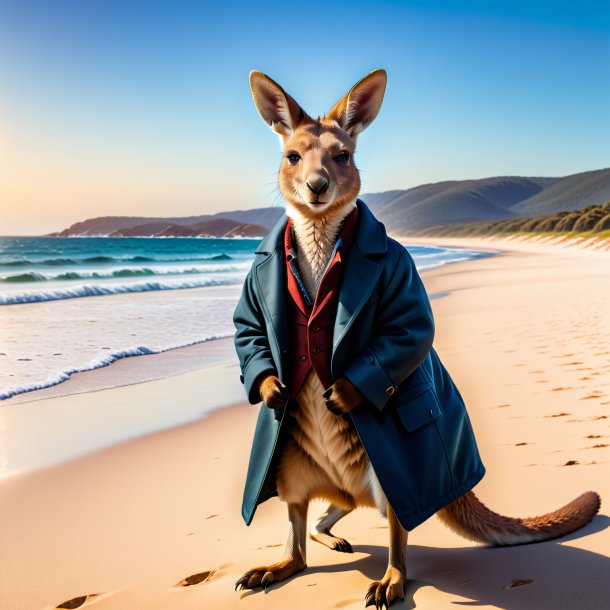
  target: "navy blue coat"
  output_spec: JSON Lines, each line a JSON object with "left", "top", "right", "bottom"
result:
{"left": 233, "top": 199, "right": 485, "bottom": 531}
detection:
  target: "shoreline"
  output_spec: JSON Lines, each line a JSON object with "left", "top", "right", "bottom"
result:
{"left": 399, "top": 232, "right": 610, "bottom": 254}
{"left": 4, "top": 336, "right": 237, "bottom": 406}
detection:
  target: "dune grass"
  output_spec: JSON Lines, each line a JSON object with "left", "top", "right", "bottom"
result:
{"left": 417, "top": 202, "right": 610, "bottom": 239}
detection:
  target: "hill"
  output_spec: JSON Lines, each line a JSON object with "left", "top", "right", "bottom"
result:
{"left": 510, "top": 168, "right": 610, "bottom": 216}
{"left": 361, "top": 168, "right": 609, "bottom": 233}
{"left": 364, "top": 176, "right": 555, "bottom": 232}
{"left": 48, "top": 208, "right": 284, "bottom": 237}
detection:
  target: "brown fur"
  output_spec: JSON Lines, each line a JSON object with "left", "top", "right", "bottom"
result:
{"left": 236, "top": 69, "right": 602, "bottom": 607}
{"left": 438, "top": 489, "right": 601, "bottom": 546}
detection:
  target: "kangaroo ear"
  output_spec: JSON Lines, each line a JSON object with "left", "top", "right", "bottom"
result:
{"left": 249, "top": 70, "right": 308, "bottom": 140}
{"left": 327, "top": 69, "right": 387, "bottom": 138}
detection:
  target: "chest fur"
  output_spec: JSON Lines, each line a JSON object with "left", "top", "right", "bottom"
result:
{"left": 288, "top": 202, "right": 355, "bottom": 297}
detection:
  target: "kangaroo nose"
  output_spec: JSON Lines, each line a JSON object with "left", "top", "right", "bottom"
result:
{"left": 306, "top": 177, "right": 329, "bottom": 195}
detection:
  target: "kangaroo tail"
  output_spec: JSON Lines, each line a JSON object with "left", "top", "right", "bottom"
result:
{"left": 437, "top": 490, "right": 601, "bottom": 546}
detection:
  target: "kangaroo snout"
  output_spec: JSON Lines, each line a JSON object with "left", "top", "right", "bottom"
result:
{"left": 306, "top": 176, "right": 329, "bottom": 195}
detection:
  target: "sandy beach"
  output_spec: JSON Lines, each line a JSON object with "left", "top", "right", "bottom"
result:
{"left": 0, "top": 236, "right": 608, "bottom": 610}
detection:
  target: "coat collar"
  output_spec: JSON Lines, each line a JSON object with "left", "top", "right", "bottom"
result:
{"left": 255, "top": 199, "right": 387, "bottom": 256}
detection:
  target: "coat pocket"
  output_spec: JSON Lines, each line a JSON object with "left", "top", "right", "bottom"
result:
{"left": 392, "top": 383, "right": 442, "bottom": 433}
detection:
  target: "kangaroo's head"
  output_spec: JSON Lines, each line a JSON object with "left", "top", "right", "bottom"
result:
{"left": 249, "top": 69, "right": 386, "bottom": 221}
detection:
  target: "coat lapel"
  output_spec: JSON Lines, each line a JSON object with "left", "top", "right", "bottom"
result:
{"left": 253, "top": 214, "right": 289, "bottom": 377}
{"left": 332, "top": 200, "right": 387, "bottom": 366}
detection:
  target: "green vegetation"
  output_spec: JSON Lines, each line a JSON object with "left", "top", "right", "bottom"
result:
{"left": 417, "top": 202, "right": 610, "bottom": 238}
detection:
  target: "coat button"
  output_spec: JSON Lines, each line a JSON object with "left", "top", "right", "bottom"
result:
{"left": 312, "top": 346, "right": 320, "bottom": 354}
{"left": 429, "top": 409, "right": 434, "bottom": 417}
{"left": 300, "top": 354, "right": 307, "bottom": 361}
{"left": 312, "top": 326, "right": 320, "bottom": 332}
{"left": 385, "top": 385, "right": 396, "bottom": 395}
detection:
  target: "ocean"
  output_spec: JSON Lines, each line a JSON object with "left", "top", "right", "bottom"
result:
{"left": 0, "top": 236, "right": 493, "bottom": 401}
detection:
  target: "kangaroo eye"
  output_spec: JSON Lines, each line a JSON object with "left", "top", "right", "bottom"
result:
{"left": 334, "top": 152, "right": 350, "bottom": 165}
{"left": 286, "top": 153, "right": 301, "bottom": 165}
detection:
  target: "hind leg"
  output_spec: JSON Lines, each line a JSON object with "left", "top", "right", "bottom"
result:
{"left": 235, "top": 501, "right": 308, "bottom": 591}
{"left": 309, "top": 504, "right": 354, "bottom": 553}
{"left": 365, "top": 501, "right": 408, "bottom": 608}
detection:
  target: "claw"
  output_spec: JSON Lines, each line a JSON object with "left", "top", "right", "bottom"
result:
{"left": 261, "top": 571, "right": 274, "bottom": 590}
{"left": 378, "top": 588, "right": 388, "bottom": 609}
{"left": 386, "top": 582, "right": 404, "bottom": 607}
{"left": 365, "top": 582, "right": 378, "bottom": 607}
{"left": 337, "top": 539, "right": 353, "bottom": 553}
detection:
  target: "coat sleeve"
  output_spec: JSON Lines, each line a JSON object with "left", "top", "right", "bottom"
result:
{"left": 233, "top": 268, "right": 278, "bottom": 404}
{"left": 343, "top": 246, "right": 435, "bottom": 412}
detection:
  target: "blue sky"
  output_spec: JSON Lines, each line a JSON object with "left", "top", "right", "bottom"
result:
{"left": 1, "top": 0, "right": 609, "bottom": 234}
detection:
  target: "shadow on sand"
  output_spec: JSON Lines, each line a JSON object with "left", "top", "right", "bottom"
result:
{"left": 243, "top": 515, "right": 609, "bottom": 609}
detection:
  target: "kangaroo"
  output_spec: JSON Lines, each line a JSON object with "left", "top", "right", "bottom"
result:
{"left": 234, "top": 69, "right": 601, "bottom": 608}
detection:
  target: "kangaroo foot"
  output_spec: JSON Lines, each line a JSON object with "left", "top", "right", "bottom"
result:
{"left": 309, "top": 530, "right": 353, "bottom": 553}
{"left": 365, "top": 566, "right": 405, "bottom": 609}
{"left": 309, "top": 504, "right": 353, "bottom": 553}
{"left": 235, "top": 557, "right": 306, "bottom": 591}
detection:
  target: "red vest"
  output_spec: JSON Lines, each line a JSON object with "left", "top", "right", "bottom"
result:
{"left": 284, "top": 208, "right": 359, "bottom": 397}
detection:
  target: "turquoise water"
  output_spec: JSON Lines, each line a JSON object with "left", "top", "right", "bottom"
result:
{"left": 0, "top": 236, "right": 257, "bottom": 304}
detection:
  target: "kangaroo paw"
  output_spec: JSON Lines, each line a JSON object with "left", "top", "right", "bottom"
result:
{"left": 235, "top": 557, "right": 306, "bottom": 592}
{"left": 309, "top": 531, "right": 353, "bottom": 553}
{"left": 364, "top": 566, "right": 405, "bottom": 609}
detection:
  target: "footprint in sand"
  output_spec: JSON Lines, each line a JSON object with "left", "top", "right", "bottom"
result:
{"left": 56, "top": 594, "right": 101, "bottom": 609}
{"left": 176, "top": 569, "right": 218, "bottom": 587}
{"left": 503, "top": 578, "right": 533, "bottom": 590}
{"left": 254, "top": 542, "right": 283, "bottom": 549}
{"left": 562, "top": 460, "right": 579, "bottom": 466}
{"left": 544, "top": 412, "right": 571, "bottom": 418}
{"left": 334, "top": 599, "right": 362, "bottom": 608}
